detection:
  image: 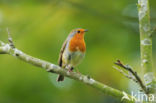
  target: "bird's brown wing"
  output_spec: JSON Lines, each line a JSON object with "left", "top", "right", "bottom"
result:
{"left": 58, "top": 40, "right": 67, "bottom": 67}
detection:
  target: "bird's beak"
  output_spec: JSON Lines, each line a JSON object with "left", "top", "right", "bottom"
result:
{"left": 84, "top": 29, "right": 88, "bottom": 32}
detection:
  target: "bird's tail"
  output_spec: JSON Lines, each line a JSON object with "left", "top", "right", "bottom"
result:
{"left": 57, "top": 75, "right": 64, "bottom": 82}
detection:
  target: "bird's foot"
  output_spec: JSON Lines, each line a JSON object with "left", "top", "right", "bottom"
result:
{"left": 68, "top": 69, "right": 73, "bottom": 72}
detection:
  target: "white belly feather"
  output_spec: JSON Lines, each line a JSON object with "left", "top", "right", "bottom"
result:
{"left": 62, "top": 49, "right": 85, "bottom": 67}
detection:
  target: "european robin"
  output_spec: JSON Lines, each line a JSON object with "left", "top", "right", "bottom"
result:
{"left": 57, "top": 28, "right": 88, "bottom": 82}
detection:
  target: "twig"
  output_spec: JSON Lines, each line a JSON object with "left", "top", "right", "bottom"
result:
{"left": 150, "top": 27, "right": 156, "bottom": 37}
{"left": 114, "top": 60, "right": 148, "bottom": 94}
{"left": 113, "top": 66, "right": 137, "bottom": 82}
{"left": 7, "top": 28, "right": 15, "bottom": 49}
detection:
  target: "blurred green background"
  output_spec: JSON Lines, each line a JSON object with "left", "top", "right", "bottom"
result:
{"left": 0, "top": 0, "right": 156, "bottom": 103}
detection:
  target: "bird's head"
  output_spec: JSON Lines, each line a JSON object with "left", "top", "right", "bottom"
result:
{"left": 70, "top": 28, "right": 88, "bottom": 37}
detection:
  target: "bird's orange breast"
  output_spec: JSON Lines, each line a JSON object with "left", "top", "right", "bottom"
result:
{"left": 69, "top": 34, "right": 86, "bottom": 53}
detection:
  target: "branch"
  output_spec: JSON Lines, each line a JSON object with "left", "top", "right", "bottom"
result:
{"left": 0, "top": 40, "right": 135, "bottom": 103}
{"left": 114, "top": 60, "right": 148, "bottom": 94}
{"left": 138, "top": 0, "right": 156, "bottom": 94}
{"left": 138, "top": 0, "right": 153, "bottom": 73}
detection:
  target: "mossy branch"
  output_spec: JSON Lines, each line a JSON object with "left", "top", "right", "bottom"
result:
{"left": 138, "top": 0, "right": 153, "bottom": 73}
{"left": 138, "top": 0, "right": 156, "bottom": 95}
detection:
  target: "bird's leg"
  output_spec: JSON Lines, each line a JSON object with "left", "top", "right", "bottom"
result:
{"left": 66, "top": 65, "right": 73, "bottom": 72}
{"left": 68, "top": 67, "right": 74, "bottom": 72}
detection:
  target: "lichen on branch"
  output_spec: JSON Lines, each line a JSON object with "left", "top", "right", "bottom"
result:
{"left": 138, "top": 0, "right": 153, "bottom": 73}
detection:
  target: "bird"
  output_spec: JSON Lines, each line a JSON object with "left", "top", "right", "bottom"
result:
{"left": 57, "top": 28, "right": 88, "bottom": 82}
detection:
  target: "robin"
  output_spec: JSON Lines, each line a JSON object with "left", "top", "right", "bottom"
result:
{"left": 57, "top": 28, "right": 88, "bottom": 82}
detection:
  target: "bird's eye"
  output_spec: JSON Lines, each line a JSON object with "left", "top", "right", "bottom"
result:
{"left": 77, "top": 30, "right": 80, "bottom": 33}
